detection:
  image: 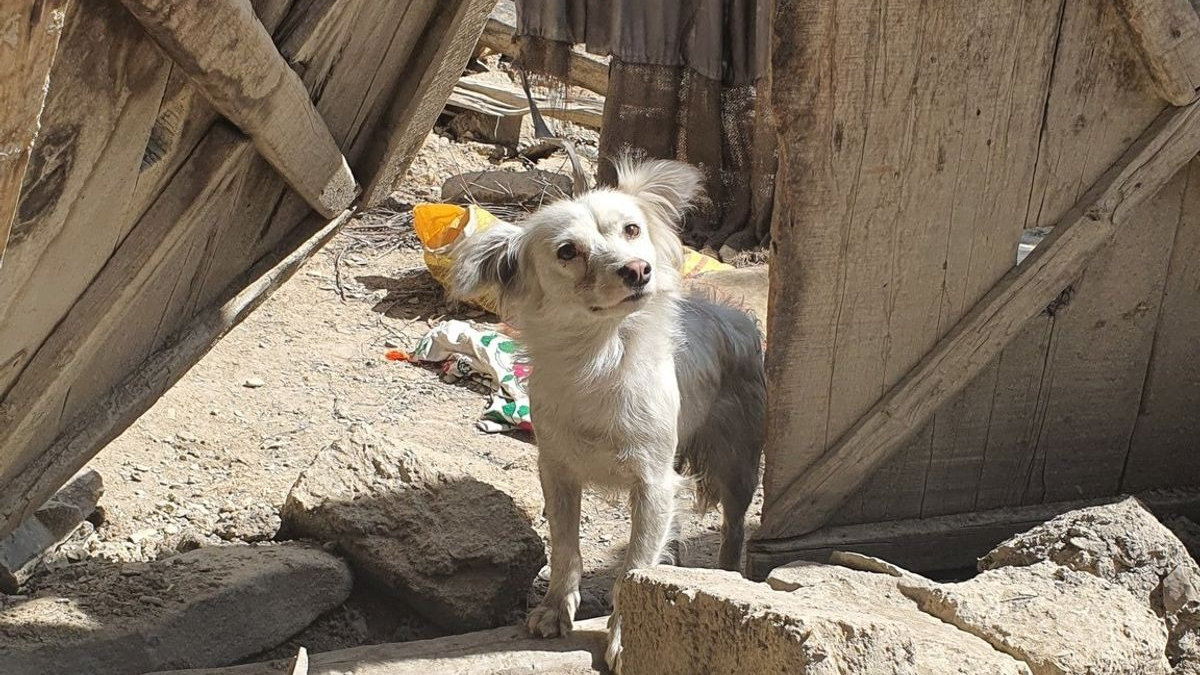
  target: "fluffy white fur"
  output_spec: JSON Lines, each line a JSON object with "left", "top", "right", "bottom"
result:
{"left": 449, "top": 158, "right": 764, "bottom": 673}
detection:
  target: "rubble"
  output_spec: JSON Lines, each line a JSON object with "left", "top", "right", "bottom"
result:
{"left": 0, "top": 469, "right": 103, "bottom": 592}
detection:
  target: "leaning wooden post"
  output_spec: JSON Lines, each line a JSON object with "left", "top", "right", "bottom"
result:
{"left": 117, "top": 0, "right": 358, "bottom": 217}
{"left": 0, "top": 0, "right": 70, "bottom": 266}
{"left": 757, "top": 100, "right": 1200, "bottom": 541}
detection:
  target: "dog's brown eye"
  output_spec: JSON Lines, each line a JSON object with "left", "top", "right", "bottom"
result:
{"left": 556, "top": 243, "right": 578, "bottom": 261}
{"left": 624, "top": 223, "right": 641, "bottom": 238}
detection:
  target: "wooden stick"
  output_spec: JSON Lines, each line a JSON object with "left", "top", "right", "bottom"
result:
{"left": 756, "top": 100, "right": 1200, "bottom": 541}
{"left": 1116, "top": 0, "right": 1200, "bottom": 106}
{"left": 477, "top": 18, "right": 609, "bottom": 96}
{"left": 116, "top": 0, "right": 357, "bottom": 217}
{"left": 0, "top": 0, "right": 70, "bottom": 265}
{"left": 0, "top": 209, "right": 348, "bottom": 535}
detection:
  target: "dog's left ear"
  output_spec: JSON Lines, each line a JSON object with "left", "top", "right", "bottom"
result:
{"left": 613, "top": 157, "right": 704, "bottom": 223}
{"left": 614, "top": 157, "right": 702, "bottom": 271}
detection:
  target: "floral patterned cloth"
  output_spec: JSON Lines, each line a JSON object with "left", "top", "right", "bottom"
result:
{"left": 411, "top": 320, "right": 533, "bottom": 433}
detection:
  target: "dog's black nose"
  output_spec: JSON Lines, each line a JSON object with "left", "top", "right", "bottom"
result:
{"left": 618, "top": 259, "right": 652, "bottom": 287}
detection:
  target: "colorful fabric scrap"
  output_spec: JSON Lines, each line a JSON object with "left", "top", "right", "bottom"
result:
{"left": 410, "top": 320, "right": 533, "bottom": 433}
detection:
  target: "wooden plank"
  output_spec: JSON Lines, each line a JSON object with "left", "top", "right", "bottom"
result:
{"left": 0, "top": 0, "right": 70, "bottom": 265}
{"left": 477, "top": 17, "right": 609, "bottom": 95}
{"left": 1124, "top": 157, "right": 1200, "bottom": 491}
{"left": 0, "top": 207, "right": 348, "bottom": 534}
{"left": 359, "top": 0, "right": 495, "bottom": 206}
{"left": 759, "top": 0, "right": 1064, "bottom": 537}
{"left": 1115, "top": 0, "right": 1200, "bottom": 105}
{"left": 757, "top": 99, "right": 1200, "bottom": 541}
{"left": 447, "top": 77, "right": 604, "bottom": 128}
{"left": 748, "top": 488, "right": 1200, "bottom": 580}
{"left": 117, "top": 0, "right": 357, "bottom": 217}
{"left": 0, "top": 0, "right": 171, "bottom": 396}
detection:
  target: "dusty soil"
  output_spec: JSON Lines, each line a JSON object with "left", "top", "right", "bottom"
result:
{"left": 22, "top": 111, "right": 765, "bottom": 659}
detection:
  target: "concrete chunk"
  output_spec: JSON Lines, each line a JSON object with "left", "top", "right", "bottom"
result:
{"left": 900, "top": 561, "right": 1170, "bottom": 675}
{"left": 768, "top": 561, "right": 1030, "bottom": 675}
{"left": 0, "top": 469, "right": 103, "bottom": 593}
{"left": 622, "top": 565, "right": 1009, "bottom": 675}
{"left": 0, "top": 543, "right": 352, "bottom": 675}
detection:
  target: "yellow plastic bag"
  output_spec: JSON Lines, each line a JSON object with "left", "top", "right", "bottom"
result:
{"left": 413, "top": 203, "right": 504, "bottom": 314}
{"left": 681, "top": 247, "right": 733, "bottom": 277}
{"left": 414, "top": 202, "right": 732, "bottom": 313}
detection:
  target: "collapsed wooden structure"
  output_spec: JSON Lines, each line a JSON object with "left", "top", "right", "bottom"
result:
{"left": 0, "top": 0, "right": 494, "bottom": 538}
{"left": 748, "top": 0, "right": 1200, "bottom": 576}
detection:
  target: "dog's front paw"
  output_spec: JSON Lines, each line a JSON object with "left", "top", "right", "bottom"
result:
{"left": 605, "top": 615, "right": 623, "bottom": 674}
{"left": 526, "top": 592, "right": 580, "bottom": 638}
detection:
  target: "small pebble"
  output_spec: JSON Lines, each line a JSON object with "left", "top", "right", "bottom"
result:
{"left": 140, "top": 595, "right": 165, "bottom": 607}
{"left": 243, "top": 377, "right": 266, "bottom": 388}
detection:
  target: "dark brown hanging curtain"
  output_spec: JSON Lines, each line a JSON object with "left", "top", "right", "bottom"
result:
{"left": 513, "top": 0, "right": 776, "bottom": 253}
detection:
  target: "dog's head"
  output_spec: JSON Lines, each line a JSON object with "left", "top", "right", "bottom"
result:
{"left": 448, "top": 158, "right": 703, "bottom": 322}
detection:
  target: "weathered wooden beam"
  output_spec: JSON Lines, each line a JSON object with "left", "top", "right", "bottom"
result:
{"left": 748, "top": 488, "right": 1200, "bottom": 580}
{"left": 756, "top": 100, "right": 1200, "bottom": 541}
{"left": 1116, "top": 0, "right": 1200, "bottom": 106}
{"left": 0, "top": 0, "right": 70, "bottom": 265}
{"left": 117, "top": 0, "right": 357, "bottom": 217}
{"left": 359, "top": 0, "right": 497, "bottom": 206}
{"left": 0, "top": 206, "right": 348, "bottom": 535}
{"left": 477, "top": 17, "right": 609, "bottom": 96}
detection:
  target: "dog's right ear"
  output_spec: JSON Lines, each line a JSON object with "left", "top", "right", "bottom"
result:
{"left": 448, "top": 221, "right": 523, "bottom": 300}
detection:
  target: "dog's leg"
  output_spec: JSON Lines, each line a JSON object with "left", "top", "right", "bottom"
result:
{"left": 527, "top": 465, "right": 582, "bottom": 638}
{"left": 607, "top": 474, "right": 677, "bottom": 673}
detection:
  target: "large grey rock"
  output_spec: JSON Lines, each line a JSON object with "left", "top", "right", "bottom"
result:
{"left": 0, "top": 469, "right": 103, "bottom": 592}
{"left": 768, "top": 560, "right": 1030, "bottom": 675}
{"left": 144, "top": 616, "right": 609, "bottom": 675}
{"left": 280, "top": 424, "right": 545, "bottom": 632}
{"left": 0, "top": 543, "right": 352, "bottom": 675}
{"left": 981, "top": 497, "right": 1200, "bottom": 670}
{"left": 441, "top": 168, "right": 572, "bottom": 205}
{"left": 621, "top": 565, "right": 990, "bottom": 675}
{"left": 900, "top": 561, "right": 1170, "bottom": 675}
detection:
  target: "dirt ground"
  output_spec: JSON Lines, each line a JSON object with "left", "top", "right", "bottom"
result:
{"left": 24, "top": 117, "right": 764, "bottom": 658}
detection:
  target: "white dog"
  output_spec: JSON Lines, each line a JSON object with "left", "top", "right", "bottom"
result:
{"left": 449, "top": 158, "right": 764, "bottom": 671}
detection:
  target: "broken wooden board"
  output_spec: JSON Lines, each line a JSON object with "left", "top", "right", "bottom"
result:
{"left": 117, "top": 0, "right": 358, "bottom": 217}
{"left": 359, "top": 0, "right": 496, "bottom": 205}
{"left": 0, "top": 0, "right": 70, "bottom": 265}
{"left": 447, "top": 75, "right": 604, "bottom": 129}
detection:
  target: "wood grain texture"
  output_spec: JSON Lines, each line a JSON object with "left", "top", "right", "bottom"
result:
{"left": 359, "top": 0, "right": 495, "bottom": 205}
{"left": 748, "top": 489, "right": 1200, "bottom": 580}
{"left": 1115, "top": 0, "right": 1200, "bottom": 105}
{"left": 117, "top": 0, "right": 357, "bottom": 217}
{"left": 759, "top": 0, "right": 1063, "bottom": 538}
{"left": 834, "top": 0, "right": 1180, "bottom": 525}
{"left": 0, "top": 0, "right": 69, "bottom": 265}
{"left": 1123, "top": 157, "right": 1200, "bottom": 492}
{"left": 0, "top": 0, "right": 171, "bottom": 396}
{"left": 758, "top": 98, "right": 1200, "bottom": 541}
